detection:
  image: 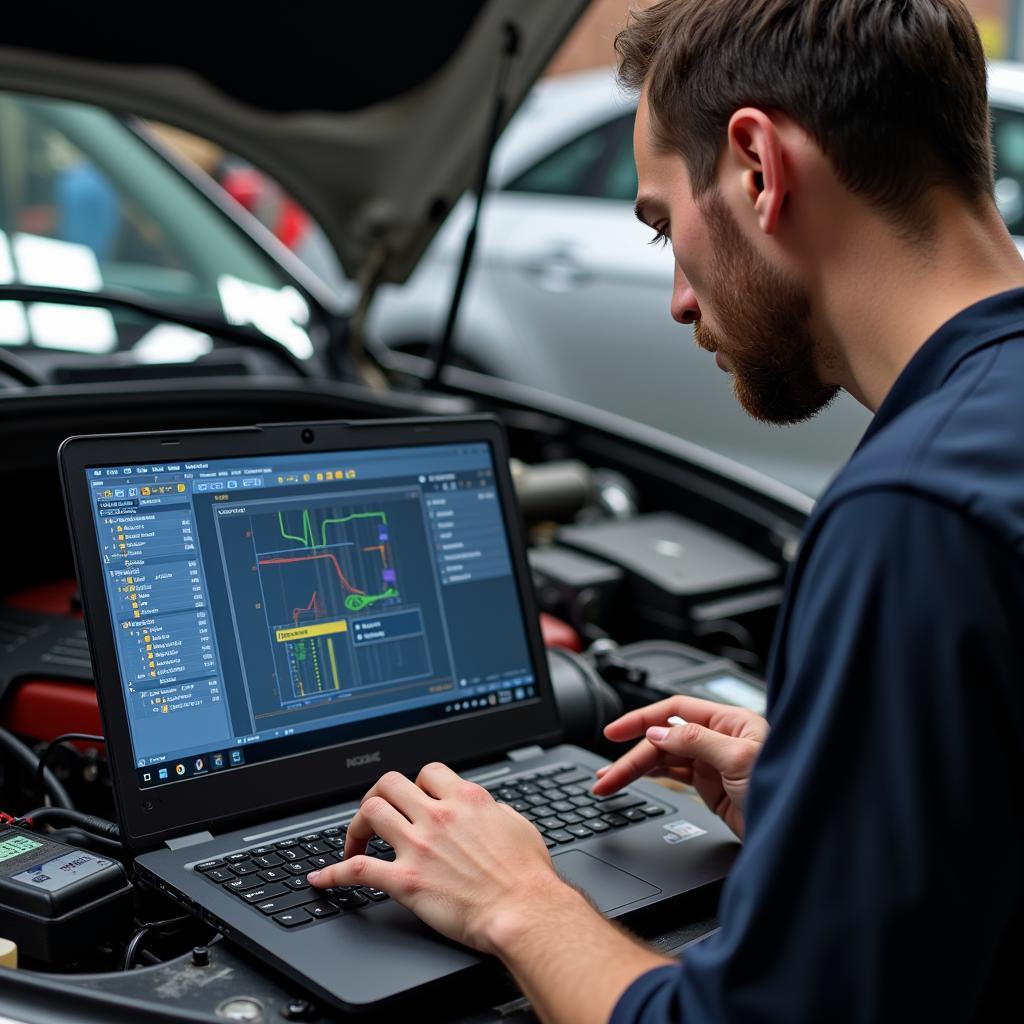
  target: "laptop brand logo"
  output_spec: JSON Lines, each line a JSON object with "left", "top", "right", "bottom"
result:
{"left": 347, "top": 751, "right": 382, "bottom": 769}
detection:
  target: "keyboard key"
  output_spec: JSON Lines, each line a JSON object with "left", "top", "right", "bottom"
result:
{"left": 586, "top": 819, "right": 611, "bottom": 833}
{"left": 525, "top": 794, "right": 548, "bottom": 807}
{"left": 251, "top": 845, "right": 276, "bottom": 857}
{"left": 275, "top": 839, "right": 299, "bottom": 849}
{"left": 225, "top": 853, "right": 249, "bottom": 863}
{"left": 253, "top": 853, "right": 283, "bottom": 869}
{"left": 277, "top": 848, "right": 303, "bottom": 862}
{"left": 285, "top": 860, "right": 313, "bottom": 875}
{"left": 256, "top": 890, "right": 319, "bottom": 915}
{"left": 195, "top": 859, "right": 225, "bottom": 873}
{"left": 555, "top": 770, "right": 590, "bottom": 785}
{"left": 623, "top": 809, "right": 647, "bottom": 822}
{"left": 205, "top": 868, "right": 233, "bottom": 883}
{"left": 307, "top": 854, "right": 334, "bottom": 870}
{"left": 537, "top": 778, "right": 560, "bottom": 790}
{"left": 307, "top": 900, "right": 340, "bottom": 918}
{"left": 599, "top": 794, "right": 644, "bottom": 813}
{"left": 273, "top": 909, "right": 312, "bottom": 928}
{"left": 543, "top": 836, "right": 557, "bottom": 849}
{"left": 546, "top": 830, "right": 575, "bottom": 844}
{"left": 641, "top": 805, "right": 666, "bottom": 817}
{"left": 530, "top": 804, "right": 555, "bottom": 818}
{"left": 240, "top": 883, "right": 289, "bottom": 903}
{"left": 259, "top": 868, "right": 287, "bottom": 883}
{"left": 286, "top": 876, "right": 312, "bottom": 890}
{"left": 550, "top": 801, "right": 575, "bottom": 814}
{"left": 362, "top": 888, "right": 388, "bottom": 902}
{"left": 578, "top": 807, "right": 602, "bottom": 820}
{"left": 537, "top": 817, "right": 565, "bottom": 830}
{"left": 602, "top": 813, "right": 629, "bottom": 828}
{"left": 300, "top": 833, "right": 322, "bottom": 843}
{"left": 560, "top": 812, "right": 583, "bottom": 825}
{"left": 322, "top": 826, "right": 342, "bottom": 837}
{"left": 229, "top": 861, "right": 261, "bottom": 876}
{"left": 561, "top": 785, "right": 586, "bottom": 797}
{"left": 511, "top": 800, "right": 531, "bottom": 813}
{"left": 225, "top": 875, "right": 264, "bottom": 892}
{"left": 566, "top": 825, "right": 593, "bottom": 839}
{"left": 369, "top": 839, "right": 393, "bottom": 853}
{"left": 331, "top": 890, "right": 369, "bottom": 910}
{"left": 325, "top": 837, "right": 345, "bottom": 850}
{"left": 301, "top": 841, "right": 329, "bottom": 855}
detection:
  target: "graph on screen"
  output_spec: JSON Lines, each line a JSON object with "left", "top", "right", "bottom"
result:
{"left": 245, "top": 496, "right": 433, "bottom": 707}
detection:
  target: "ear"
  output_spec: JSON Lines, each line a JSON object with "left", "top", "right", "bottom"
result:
{"left": 726, "top": 108, "right": 787, "bottom": 235}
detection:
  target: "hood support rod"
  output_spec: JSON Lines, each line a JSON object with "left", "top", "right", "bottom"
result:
{"left": 430, "top": 21, "right": 519, "bottom": 385}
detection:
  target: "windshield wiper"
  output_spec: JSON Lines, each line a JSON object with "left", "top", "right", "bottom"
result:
{"left": 0, "top": 284, "right": 314, "bottom": 378}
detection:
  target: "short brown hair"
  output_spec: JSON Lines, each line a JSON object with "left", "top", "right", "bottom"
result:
{"left": 616, "top": 0, "right": 993, "bottom": 231}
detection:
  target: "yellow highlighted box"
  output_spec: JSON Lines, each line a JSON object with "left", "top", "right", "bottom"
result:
{"left": 275, "top": 619, "right": 349, "bottom": 643}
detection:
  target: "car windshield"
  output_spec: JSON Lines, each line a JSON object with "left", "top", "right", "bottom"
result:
{"left": 0, "top": 91, "right": 314, "bottom": 361}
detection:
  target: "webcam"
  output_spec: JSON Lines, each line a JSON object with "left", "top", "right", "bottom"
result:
{"left": 301, "top": 428, "right": 315, "bottom": 445}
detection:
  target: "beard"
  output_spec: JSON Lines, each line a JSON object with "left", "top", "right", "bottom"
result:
{"left": 692, "top": 191, "right": 838, "bottom": 425}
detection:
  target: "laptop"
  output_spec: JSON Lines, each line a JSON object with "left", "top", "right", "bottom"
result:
{"left": 59, "top": 415, "right": 739, "bottom": 1011}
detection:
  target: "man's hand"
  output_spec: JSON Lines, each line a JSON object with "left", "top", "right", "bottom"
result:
{"left": 306, "top": 762, "right": 572, "bottom": 954}
{"left": 594, "top": 696, "right": 768, "bottom": 839}
{"left": 307, "top": 762, "right": 672, "bottom": 1023}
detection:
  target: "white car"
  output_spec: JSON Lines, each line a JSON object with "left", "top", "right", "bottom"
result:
{"left": 371, "top": 62, "right": 1024, "bottom": 496}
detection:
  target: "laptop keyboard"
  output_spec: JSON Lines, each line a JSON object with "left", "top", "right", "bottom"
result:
{"left": 193, "top": 763, "right": 664, "bottom": 929}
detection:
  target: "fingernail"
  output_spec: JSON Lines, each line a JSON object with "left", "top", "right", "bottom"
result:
{"left": 595, "top": 766, "right": 609, "bottom": 777}
{"left": 647, "top": 726, "right": 669, "bottom": 742}
{"left": 307, "top": 870, "right": 321, "bottom": 884}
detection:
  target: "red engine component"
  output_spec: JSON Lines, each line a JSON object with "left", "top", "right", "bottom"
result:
{"left": 2, "top": 680, "right": 102, "bottom": 749}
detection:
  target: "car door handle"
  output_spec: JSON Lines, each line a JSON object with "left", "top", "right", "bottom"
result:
{"left": 522, "top": 247, "right": 594, "bottom": 292}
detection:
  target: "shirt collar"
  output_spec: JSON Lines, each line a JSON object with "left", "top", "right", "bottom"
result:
{"left": 857, "top": 286, "right": 1024, "bottom": 449}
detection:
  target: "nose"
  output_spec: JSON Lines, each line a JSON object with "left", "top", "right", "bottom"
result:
{"left": 670, "top": 263, "right": 700, "bottom": 326}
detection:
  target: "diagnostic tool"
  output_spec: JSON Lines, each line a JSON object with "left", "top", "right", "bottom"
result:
{"left": 0, "top": 825, "right": 131, "bottom": 963}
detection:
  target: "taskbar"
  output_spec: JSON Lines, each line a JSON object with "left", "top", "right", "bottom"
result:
{"left": 134, "top": 676, "right": 538, "bottom": 790}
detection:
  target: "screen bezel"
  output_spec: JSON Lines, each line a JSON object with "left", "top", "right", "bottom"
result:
{"left": 60, "top": 416, "right": 561, "bottom": 851}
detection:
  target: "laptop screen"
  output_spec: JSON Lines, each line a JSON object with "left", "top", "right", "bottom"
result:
{"left": 84, "top": 441, "right": 539, "bottom": 790}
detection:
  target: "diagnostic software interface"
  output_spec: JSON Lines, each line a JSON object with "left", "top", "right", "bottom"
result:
{"left": 85, "top": 442, "right": 538, "bottom": 789}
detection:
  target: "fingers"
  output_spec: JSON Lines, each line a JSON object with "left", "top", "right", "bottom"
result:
{"left": 592, "top": 736, "right": 662, "bottom": 795}
{"left": 415, "top": 761, "right": 471, "bottom": 800}
{"left": 604, "top": 695, "right": 745, "bottom": 742}
{"left": 344, "top": 793, "right": 414, "bottom": 859}
{"left": 645, "top": 721, "right": 760, "bottom": 782}
{"left": 308, "top": 852, "right": 394, "bottom": 892}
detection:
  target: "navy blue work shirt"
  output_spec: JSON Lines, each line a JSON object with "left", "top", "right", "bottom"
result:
{"left": 612, "top": 289, "right": 1024, "bottom": 1022}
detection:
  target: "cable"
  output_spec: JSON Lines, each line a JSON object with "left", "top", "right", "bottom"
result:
{"left": 35, "top": 732, "right": 105, "bottom": 807}
{"left": 0, "top": 726, "right": 74, "bottom": 809}
{"left": 22, "top": 807, "right": 120, "bottom": 840}
{"left": 46, "top": 827, "right": 127, "bottom": 858}
{"left": 122, "top": 914, "right": 192, "bottom": 970}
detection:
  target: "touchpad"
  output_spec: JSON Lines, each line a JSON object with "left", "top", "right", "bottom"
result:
{"left": 552, "top": 850, "right": 661, "bottom": 913}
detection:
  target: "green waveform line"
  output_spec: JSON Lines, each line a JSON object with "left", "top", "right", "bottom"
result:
{"left": 277, "top": 509, "right": 388, "bottom": 550}
{"left": 344, "top": 587, "right": 398, "bottom": 612}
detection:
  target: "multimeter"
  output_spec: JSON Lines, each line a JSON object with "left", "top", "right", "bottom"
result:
{"left": 0, "top": 825, "right": 132, "bottom": 963}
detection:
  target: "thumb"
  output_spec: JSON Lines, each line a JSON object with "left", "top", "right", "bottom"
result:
{"left": 646, "top": 723, "right": 752, "bottom": 779}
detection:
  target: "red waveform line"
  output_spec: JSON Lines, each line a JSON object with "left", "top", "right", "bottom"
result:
{"left": 259, "top": 553, "right": 367, "bottom": 596}
{"left": 292, "top": 590, "right": 324, "bottom": 625}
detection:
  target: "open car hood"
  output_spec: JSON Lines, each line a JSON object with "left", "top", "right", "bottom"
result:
{"left": 0, "top": 2, "right": 588, "bottom": 284}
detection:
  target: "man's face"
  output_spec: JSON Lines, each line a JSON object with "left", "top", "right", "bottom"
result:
{"left": 633, "top": 93, "right": 838, "bottom": 425}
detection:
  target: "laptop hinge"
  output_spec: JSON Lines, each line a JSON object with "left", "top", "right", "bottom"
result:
{"left": 165, "top": 831, "right": 214, "bottom": 851}
{"left": 507, "top": 744, "right": 544, "bottom": 763}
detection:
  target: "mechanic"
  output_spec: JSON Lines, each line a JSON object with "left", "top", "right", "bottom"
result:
{"left": 308, "top": 2, "right": 1024, "bottom": 1020}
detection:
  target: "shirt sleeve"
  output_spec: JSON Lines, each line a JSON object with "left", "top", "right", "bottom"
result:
{"left": 611, "top": 489, "right": 1023, "bottom": 1024}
